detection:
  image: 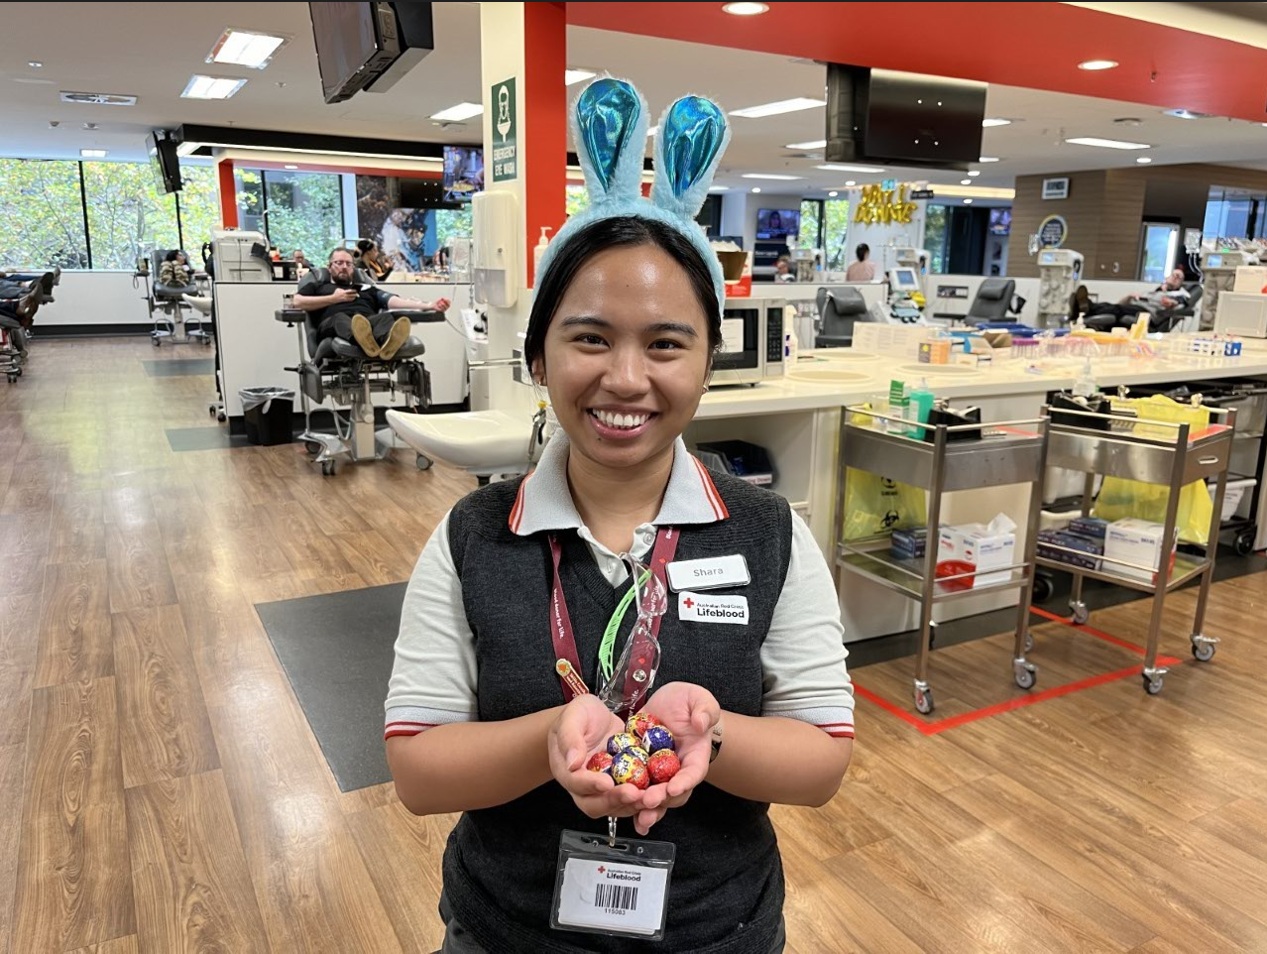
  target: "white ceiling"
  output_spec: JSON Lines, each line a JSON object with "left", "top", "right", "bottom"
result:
{"left": 4, "top": 1, "right": 1267, "bottom": 197}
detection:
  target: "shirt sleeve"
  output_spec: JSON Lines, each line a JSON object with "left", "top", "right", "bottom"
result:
{"left": 384, "top": 511, "right": 479, "bottom": 739}
{"left": 759, "top": 512, "right": 855, "bottom": 738}
{"left": 374, "top": 286, "right": 395, "bottom": 311}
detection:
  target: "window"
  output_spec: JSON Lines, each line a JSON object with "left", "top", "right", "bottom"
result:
{"left": 821, "top": 199, "right": 850, "bottom": 271}
{"left": 177, "top": 163, "right": 224, "bottom": 254}
{"left": 0, "top": 159, "right": 89, "bottom": 269}
{"left": 235, "top": 168, "right": 266, "bottom": 235}
{"left": 798, "top": 199, "right": 823, "bottom": 253}
{"left": 82, "top": 161, "right": 181, "bottom": 270}
{"left": 566, "top": 184, "right": 589, "bottom": 217}
{"left": 264, "top": 169, "right": 344, "bottom": 256}
{"left": 924, "top": 204, "right": 950, "bottom": 274}
{"left": 434, "top": 206, "right": 473, "bottom": 250}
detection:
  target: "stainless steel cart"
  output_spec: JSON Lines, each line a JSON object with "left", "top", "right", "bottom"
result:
{"left": 1035, "top": 403, "right": 1237, "bottom": 694}
{"left": 834, "top": 408, "right": 1050, "bottom": 714}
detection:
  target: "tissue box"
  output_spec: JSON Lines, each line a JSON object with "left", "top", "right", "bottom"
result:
{"left": 938, "top": 520, "right": 1017, "bottom": 588}
{"left": 1037, "top": 529, "right": 1103, "bottom": 571}
{"left": 1104, "top": 518, "right": 1176, "bottom": 583}
{"left": 1067, "top": 516, "right": 1109, "bottom": 539}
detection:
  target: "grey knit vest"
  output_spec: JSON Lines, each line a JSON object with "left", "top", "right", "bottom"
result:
{"left": 440, "top": 470, "right": 794, "bottom": 954}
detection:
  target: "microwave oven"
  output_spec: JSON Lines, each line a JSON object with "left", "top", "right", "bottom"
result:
{"left": 709, "top": 299, "right": 786, "bottom": 387}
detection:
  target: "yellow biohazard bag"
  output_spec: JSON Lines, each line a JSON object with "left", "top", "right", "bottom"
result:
{"left": 1093, "top": 395, "right": 1215, "bottom": 544}
{"left": 843, "top": 468, "right": 928, "bottom": 541}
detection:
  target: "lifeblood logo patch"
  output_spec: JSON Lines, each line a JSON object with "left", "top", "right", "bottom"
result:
{"left": 677, "top": 591, "right": 748, "bottom": 624}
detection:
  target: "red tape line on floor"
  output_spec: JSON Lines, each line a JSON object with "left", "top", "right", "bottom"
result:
{"left": 1030, "top": 606, "right": 1150, "bottom": 656}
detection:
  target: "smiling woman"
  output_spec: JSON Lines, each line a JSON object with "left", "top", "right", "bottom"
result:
{"left": 384, "top": 77, "right": 853, "bottom": 954}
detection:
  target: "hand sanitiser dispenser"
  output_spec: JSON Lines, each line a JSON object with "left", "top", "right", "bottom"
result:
{"left": 472, "top": 190, "right": 519, "bottom": 308}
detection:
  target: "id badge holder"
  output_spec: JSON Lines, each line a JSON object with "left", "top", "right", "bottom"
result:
{"left": 551, "top": 823, "right": 676, "bottom": 941}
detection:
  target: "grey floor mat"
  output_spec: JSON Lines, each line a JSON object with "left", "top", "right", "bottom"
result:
{"left": 257, "top": 582, "right": 407, "bottom": 792}
{"left": 165, "top": 426, "right": 252, "bottom": 451}
{"left": 143, "top": 358, "right": 215, "bottom": 376}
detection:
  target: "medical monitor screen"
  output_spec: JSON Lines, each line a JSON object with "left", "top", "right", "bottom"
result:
{"left": 756, "top": 208, "right": 800, "bottom": 240}
{"left": 989, "top": 208, "right": 1012, "bottom": 235}
{"left": 443, "top": 146, "right": 484, "bottom": 202}
{"left": 891, "top": 267, "right": 920, "bottom": 293}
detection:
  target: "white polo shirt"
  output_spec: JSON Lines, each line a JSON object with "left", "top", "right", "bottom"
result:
{"left": 385, "top": 433, "right": 855, "bottom": 740}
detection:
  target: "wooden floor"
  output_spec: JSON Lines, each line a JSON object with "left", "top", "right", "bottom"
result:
{"left": 2, "top": 337, "right": 1266, "bottom": 953}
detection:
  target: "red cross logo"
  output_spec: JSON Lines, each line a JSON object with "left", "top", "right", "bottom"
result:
{"left": 684, "top": 597, "right": 694, "bottom": 609}
{"left": 597, "top": 866, "right": 606, "bottom": 874}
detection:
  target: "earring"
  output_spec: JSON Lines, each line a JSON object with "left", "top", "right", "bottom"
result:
{"left": 701, "top": 384, "right": 709, "bottom": 394}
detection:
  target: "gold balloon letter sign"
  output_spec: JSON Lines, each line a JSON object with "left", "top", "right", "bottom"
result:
{"left": 855, "top": 183, "right": 918, "bottom": 225}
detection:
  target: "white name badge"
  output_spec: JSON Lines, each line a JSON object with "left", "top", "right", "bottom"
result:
{"left": 665, "top": 554, "right": 750, "bottom": 592}
{"left": 555, "top": 857, "right": 669, "bottom": 937}
{"left": 678, "top": 591, "right": 749, "bottom": 625}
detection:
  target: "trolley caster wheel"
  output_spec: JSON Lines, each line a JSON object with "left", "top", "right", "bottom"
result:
{"left": 6, "top": 373, "right": 17, "bottom": 384}
{"left": 1014, "top": 662, "right": 1037, "bottom": 690}
{"left": 1234, "top": 530, "right": 1255, "bottom": 557}
{"left": 914, "top": 685, "right": 935, "bottom": 715}
{"left": 304, "top": 440, "right": 322, "bottom": 456}
{"left": 1031, "top": 574, "right": 1054, "bottom": 604}
{"left": 217, "top": 411, "right": 226, "bottom": 422}
{"left": 321, "top": 459, "right": 337, "bottom": 477}
{"left": 208, "top": 406, "right": 216, "bottom": 417}
{"left": 1069, "top": 601, "right": 1090, "bottom": 626}
{"left": 152, "top": 338, "right": 160, "bottom": 348}
{"left": 1142, "top": 673, "right": 1164, "bottom": 695}
{"left": 416, "top": 453, "right": 433, "bottom": 471}
{"left": 1191, "top": 637, "right": 1217, "bottom": 663}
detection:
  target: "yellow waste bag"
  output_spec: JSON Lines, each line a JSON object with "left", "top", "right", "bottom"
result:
{"left": 1093, "top": 395, "right": 1215, "bottom": 544}
{"left": 843, "top": 468, "right": 928, "bottom": 541}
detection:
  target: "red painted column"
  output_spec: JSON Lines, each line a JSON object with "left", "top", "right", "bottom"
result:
{"left": 217, "top": 158, "right": 238, "bottom": 229}
{"left": 522, "top": 2, "right": 567, "bottom": 287}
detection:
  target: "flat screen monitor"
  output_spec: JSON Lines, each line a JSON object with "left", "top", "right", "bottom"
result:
{"left": 891, "top": 267, "right": 920, "bottom": 293}
{"left": 989, "top": 208, "right": 1012, "bottom": 235}
{"left": 826, "top": 64, "right": 985, "bottom": 171}
{"left": 1207, "top": 253, "right": 1223, "bottom": 267}
{"left": 310, "top": 2, "right": 418, "bottom": 104}
{"left": 443, "top": 145, "right": 484, "bottom": 202}
{"left": 146, "top": 131, "right": 182, "bottom": 193}
{"left": 756, "top": 208, "right": 800, "bottom": 240}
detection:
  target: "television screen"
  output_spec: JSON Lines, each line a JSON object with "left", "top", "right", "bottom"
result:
{"left": 826, "top": 64, "right": 985, "bottom": 171}
{"left": 146, "top": 131, "right": 182, "bottom": 194}
{"left": 989, "top": 208, "right": 1012, "bottom": 235}
{"left": 756, "top": 208, "right": 800, "bottom": 240}
{"left": 443, "top": 146, "right": 484, "bottom": 202}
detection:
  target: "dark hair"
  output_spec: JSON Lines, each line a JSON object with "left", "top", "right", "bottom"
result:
{"left": 164, "top": 250, "right": 179, "bottom": 263}
{"left": 524, "top": 216, "right": 721, "bottom": 373}
{"left": 856, "top": 243, "right": 870, "bottom": 262}
{"left": 329, "top": 246, "right": 354, "bottom": 262}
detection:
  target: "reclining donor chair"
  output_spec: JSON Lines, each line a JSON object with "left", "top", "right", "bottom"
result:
{"left": 147, "top": 249, "right": 211, "bottom": 347}
{"left": 277, "top": 264, "right": 437, "bottom": 476}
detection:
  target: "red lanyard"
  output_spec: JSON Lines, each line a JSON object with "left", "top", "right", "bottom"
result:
{"left": 547, "top": 527, "right": 679, "bottom": 705}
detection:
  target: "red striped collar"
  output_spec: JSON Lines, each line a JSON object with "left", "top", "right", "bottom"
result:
{"left": 508, "top": 432, "right": 728, "bottom": 536}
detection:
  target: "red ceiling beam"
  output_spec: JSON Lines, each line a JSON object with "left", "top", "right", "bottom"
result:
{"left": 566, "top": 2, "right": 1267, "bottom": 124}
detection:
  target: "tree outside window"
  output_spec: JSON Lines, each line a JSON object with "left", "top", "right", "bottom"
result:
{"left": 81, "top": 161, "right": 181, "bottom": 270}
{"left": 435, "top": 206, "right": 474, "bottom": 250}
{"left": 264, "top": 170, "right": 344, "bottom": 256}
{"left": 178, "top": 163, "right": 224, "bottom": 254}
{"left": 924, "top": 204, "right": 949, "bottom": 274}
{"left": 0, "top": 159, "right": 89, "bottom": 269}
{"left": 821, "top": 199, "right": 851, "bottom": 271}
{"left": 798, "top": 200, "right": 822, "bottom": 255}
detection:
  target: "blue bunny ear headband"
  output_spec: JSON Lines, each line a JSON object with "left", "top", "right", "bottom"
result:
{"left": 533, "top": 78, "right": 731, "bottom": 316}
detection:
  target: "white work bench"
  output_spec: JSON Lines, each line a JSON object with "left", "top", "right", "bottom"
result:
{"left": 214, "top": 281, "right": 472, "bottom": 420}
{"left": 686, "top": 348, "right": 1267, "bottom": 640}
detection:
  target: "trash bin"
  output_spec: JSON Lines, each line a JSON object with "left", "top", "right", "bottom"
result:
{"left": 239, "top": 387, "right": 295, "bottom": 446}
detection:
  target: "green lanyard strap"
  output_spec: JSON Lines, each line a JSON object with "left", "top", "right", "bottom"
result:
{"left": 598, "top": 568, "right": 651, "bottom": 683}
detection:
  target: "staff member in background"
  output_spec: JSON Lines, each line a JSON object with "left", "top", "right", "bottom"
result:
{"left": 385, "top": 77, "right": 853, "bottom": 954}
{"left": 845, "top": 243, "right": 875, "bottom": 282}
{"left": 774, "top": 255, "right": 796, "bottom": 283}
{"left": 293, "top": 247, "right": 449, "bottom": 359}
{"left": 292, "top": 249, "right": 308, "bottom": 269}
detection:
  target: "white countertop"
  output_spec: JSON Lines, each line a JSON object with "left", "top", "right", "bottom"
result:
{"left": 696, "top": 348, "right": 1267, "bottom": 418}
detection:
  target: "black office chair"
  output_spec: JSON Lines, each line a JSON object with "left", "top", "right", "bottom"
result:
{"left": 0, "top": 313, "right": 28, "bottom": 383}
{"left": 965, "top": 277, "right": 1022, "bottom": 323}
{"left": 281, "top": 266, "right": 436, "bottom": 476}
{"left": 1073, "top": 282, "right": 1203, "bottom": 334}
{"left": 814, "top": 287, "right": 872, "bottom": 348}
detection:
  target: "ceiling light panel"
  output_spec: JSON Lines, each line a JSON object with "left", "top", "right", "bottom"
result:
{"left": 181, "top": 75, "right": 247, "bottom": 100}
{"left": 785, "top": 139, "right": 826, "bottom": 150}
{"left": 430, "top": 102, "right": 483, "bottom": 122}
{"left": 564, "top": 69, "right": 596, "bottom": 85}
{"left": 208, "top": 29, "right": 287, "bottom": 69}
{"left": 731, "top": 98, "right": 825, "bottom": 119}
{"left": 1065, "top": 136, "right": 1150, "bottom": 150}
{"left": 741, "top": 173, "right": 803, "bottom": 180}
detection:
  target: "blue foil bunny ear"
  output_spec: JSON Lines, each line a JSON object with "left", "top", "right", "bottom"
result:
{"left": 571, "top": 78, "right": 648, "bottom": 205}
{"left": 651, "top": 95, "right": 729, "bottom": 218}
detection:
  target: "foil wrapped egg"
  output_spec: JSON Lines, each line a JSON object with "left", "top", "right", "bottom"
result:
{"left": 610, "top": 752, "right": 646, "bottom": 787}
{"left": 647, "top": 749, "right": 680, "bottom": 784}
{"left": 606, "top": 733, "right": 643, "bottom": 757}
{"left": 643, "top": 725, "right": 676, "bottom": 754}
{"left": 626, "top": 712, "right": 662, "bottom": 739}
{"left": 586, "top": 751, "right": 613, "bottom": 774}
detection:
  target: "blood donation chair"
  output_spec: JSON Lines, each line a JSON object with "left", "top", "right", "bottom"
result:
{"left": 276, "top": 264, "right": 438, "bottom": 476}
{"left": 147, "top": 249, "right": 211, "bottom": 347}
{"left": 815, "top": 286, "right": 874, "bottom": 347}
